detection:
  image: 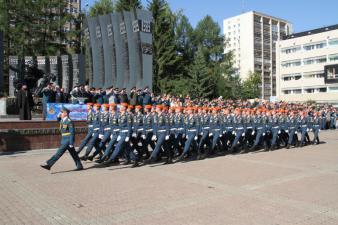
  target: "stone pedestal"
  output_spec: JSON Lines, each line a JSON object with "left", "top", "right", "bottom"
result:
{"left": 0, "top": 98, "right": 6, "bottom": 116}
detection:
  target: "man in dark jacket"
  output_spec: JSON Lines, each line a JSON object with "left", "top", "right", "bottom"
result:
{"left": 55, "top": 86, "right": 65, "bottom": 103}
{"left": 119, "top": 88, "right": 129, "bottom": 103}
{"left": 129, "top": 87, "right": 137, "bottom": 106}
{"left": 16, "top": 83, "right": 34, "bottom": 120}
{"left": 142, "top": 87, "right": 152, "bottom": 106}
{"left": 42, "top": 83, "right": 55, "bottom": 120}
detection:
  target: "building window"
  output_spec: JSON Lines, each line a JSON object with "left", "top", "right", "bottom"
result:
{"left": 281, "top": 46, "right": 301, "bottom": 54}
{"left": 329, "top": 53, "right": 338, "bottom": 62}
{"left": 327, "top": 67, "right": 338, "bottom": 79}
{"left": 281, "top": 60, "right": 301, "bottom": 68}
{"left": 303, "top": 56, "right": 326, "bottom": 65}
{"left": 293, "top": 89, "right": 302, "bottom": 94}
{"left": 329, "top": 38, "right": 338, "bottom": 46}
{"left": 303, "top": 41, "right": 327, "bottom": 51}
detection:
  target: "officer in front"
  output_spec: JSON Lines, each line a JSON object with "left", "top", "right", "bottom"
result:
{"left": 40, "top": 107, "right": 83, "bottom": 171}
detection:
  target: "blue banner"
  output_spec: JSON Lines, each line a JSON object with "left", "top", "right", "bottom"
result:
{"left": 46, "top": 103, "right": 87, "bottom": 121}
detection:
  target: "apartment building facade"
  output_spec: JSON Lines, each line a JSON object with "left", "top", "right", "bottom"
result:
{"left": 223, "top": 11, "right": 292, "bottom": 99}
{"left": 276, "top": 24, "right": 338, "bottom": 105}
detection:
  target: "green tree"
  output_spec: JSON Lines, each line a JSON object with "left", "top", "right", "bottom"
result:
{"left": 89, "top": 0, "right": 114, "bottom": 17}
{"left": 115, "top": 0, "right": 142, "bottom": 12}
{"left": 241, "top": 71, "right": 262, "bottom": 99}
{"left": 148, "top": 0, "right": 179, "bottom": 94}
{"left": 187, "top": 47, "right": 213, "bottom": 98}
{"left": 174, "top": 11, "right": 194, "bottom": 78}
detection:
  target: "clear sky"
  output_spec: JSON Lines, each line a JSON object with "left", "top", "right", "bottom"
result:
{"left": 85, "top": 0, "right": 338, "bottom": 33}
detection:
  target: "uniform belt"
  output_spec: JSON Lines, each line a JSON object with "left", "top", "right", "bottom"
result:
{"left": 146, "top": 129, "right": 153, "bottom": 132}
{"left": 121, "top": 130, "right": 129, "bottom": 133}
{"left": 188, "top": 129, "right": 197, "bottom": 132}
{"left": 257, "top": 127, "right": 263, "bottom": 129}
{"left": 314, "top": 125, "right": 320, "bottom": 127}
{"left": 213, "top": 129, "right": 220, "bottom": 131}
{"left": 289, "top": 127, "right": 295, "bottom": 129}
{"left": 273, "top": 126, "right": 279, "bottom": 128}
{"left": 236, "top": 127, "right": 244, "bottom": 130}
{"left": 177, "top": 128, "right": 184, "bottom": 130}
{"left": 88, "top": 125, "right": 93, "bottom": 127}
{"left": 113, "top": 129, "right": 120, "bottom": 132}
{"left": 158, "top": 130, "right": 166, "bottom": 132}
{"left": 170, "top": 128, "right": 177, "bottom": 131}
{"left": 246, "top": 127, "right": 253, "bottom": 129}
{"left": 104, "top": 128, "right": 111, "bottom": 131}
{"left": 137, "top": 128, "right": 144, "bottom": 131}
{"left": 93, "top": 128, "right": 100, "bottom": 131}
{"left": 226, "top": 127, "right": 233, "bottom": 129}
{"left": 62, "top": 133, "right": 71, "bottom": 136}
{"left": 301, "top": 125, "right": 307, "bottom": 127}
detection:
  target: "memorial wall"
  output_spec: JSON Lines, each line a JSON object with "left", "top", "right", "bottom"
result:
{"left": 86, "top": 9, "right": 153, "bottom": 91}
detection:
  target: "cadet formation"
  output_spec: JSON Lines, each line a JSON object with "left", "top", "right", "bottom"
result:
{"left": 69, "top": 101, "right": 336, "bottom": 169}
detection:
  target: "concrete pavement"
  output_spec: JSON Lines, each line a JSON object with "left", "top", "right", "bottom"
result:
{"left": 1, "top": 130, "right": 338, "bottom": 225}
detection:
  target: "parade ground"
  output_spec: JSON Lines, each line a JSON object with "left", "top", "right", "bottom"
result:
{"left": 0, "top": 130, "right": 337, "bottom": 225}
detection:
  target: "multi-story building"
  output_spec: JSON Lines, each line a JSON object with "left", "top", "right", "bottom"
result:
{"left": 276, "top": 24, "right": 338, "bottom": 105}
{"left": 223, "top": 11, "right": 292, "bottom": 99}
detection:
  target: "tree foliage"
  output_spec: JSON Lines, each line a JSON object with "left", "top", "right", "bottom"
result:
{"left": 115, "top": 0, "right": 142, "bottom": 12}
{"left": 89, "top": 0, "right": 114, "bottom": 17}
{"left": 242, "top": 71, "right": 262, "bottom": 99}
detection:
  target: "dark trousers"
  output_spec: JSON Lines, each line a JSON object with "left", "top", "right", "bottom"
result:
{"left": 47, "top": 142, "right": 83, "bottom": 169}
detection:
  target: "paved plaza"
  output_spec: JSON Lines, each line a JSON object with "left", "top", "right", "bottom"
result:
{"left": 1, "top": 130, "right": 338, "bottom": 225}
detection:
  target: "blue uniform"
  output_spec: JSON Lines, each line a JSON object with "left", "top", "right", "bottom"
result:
{"left": 45, "top": 116, "right": 83, "bottom": 169}
{"left": 77, "top": 109, "right": 94, "bottom": 153}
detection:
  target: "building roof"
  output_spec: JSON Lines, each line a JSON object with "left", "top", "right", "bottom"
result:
{"left": 283, "top": 24, "right": 338, "bottom": 40}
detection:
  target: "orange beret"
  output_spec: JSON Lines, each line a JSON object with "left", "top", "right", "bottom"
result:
{"left": 156, "top": 105, "right": 163, "bottom": 109}
{"left": 121, "top": 103, "right": 128, "bottom": 107}
{"left": 102, "top": 104, "right": 109, "bottom": 108}
{"left": 87, "top": 103, "right": 94, "bottom": 106}
{"left": 145, "top": 105, "right": 152, "bottom": 109}
{"left": 128, "top": 105, "right": 134, "bottom": 109}
{"left": 109, "top": 103, "right": 116, "bottom": 107}
{"left": 94, "top": 103, "right": 101, "bottom": 107}
{"left": 135, "top": 105, "right": 142, "bottom": 109}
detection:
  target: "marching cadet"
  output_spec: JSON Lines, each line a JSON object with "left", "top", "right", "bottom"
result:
{"left": 141, "top": 104, "right": 155, "bottom": 159}
{"left": 145, "top": 105, "right": 169, "bottom": 164}
{"left": 97, "top": 103, "right": 119, "bottom": 163}
{"left": 230, "top": 108, "right": 245, "bottom": 152}
{"left": 279, "top": 109, "right": 289, "bottom": 147}
{"left": 173, "top": 106, "right": 185, "bottom": 156}
{"left": 298, "top": 111, "right": 309, "bottom": 147}
{"left": 270, "top": 110, "right": 280, "bottom": 150}
{"left": 104, "top": 103, "right": 137, "bottom": 167}
{"left": 167, "top": 106, "right": 177, "bottom": 160}
{"left": 286, "top": 111, "right": 299, "bottom": 149}
{"left": 77, "top": 103, "right": 94, "bottom": 153}
{"left": 176, "top": 106, "right": 199, "bottom": 161}
{"left": 243, "top": 109, "right": 254, "bottom": 151}
{"left": 222, "top": 108, "right": 234, "bottom": 152}
{"left": 250, "top": 109, "right": 264, "bottom": 151}
{"left": 198, "top": 107, "right": 211, "bottom": 157}
{"left": 264, "top": 110, "right": 272, "bottom": 150}
{"left": 329, "top": 108, "right": 337, "bottom": 129}
{"left": 88, "top": 103, "right": 110, "bottom": 161}
{"left": 40, "top": 107, "right": 83, "bottom": 171}
{"left": 312, "top": 111, "right": 321, "bottom": 145}
{"left": 80, "top": 103, "right": 101, "bottom": 160}
{"left": 208, "top": 107, "right": 222, "bottom": 155}
{"left": 130, "top": 105, "right": 145, "bottom": 164}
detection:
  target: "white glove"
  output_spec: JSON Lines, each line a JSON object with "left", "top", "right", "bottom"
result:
{"left": 200, "top": 132, "right": 203, "bottom": 136}
{"left": 319, "top": 129, "right": 321, "bottom": 132}
{"left": 219, "top": 134, "right": 222, "bottom": 137}
{"left": 99, "top": 134, "right": 104, "bottom": 139}
{"left": 232, "top": 131, "right": 235, "bottom": 135}
{"left": 278, "top": 130, "right": 281, "bottom": 134}
{"left": 182, "top": 134, "right": 186, "bottom": 138}
{"left": 251, "top": 131, "right": 255, "bottom": 135}
{"left": 165, "top": 135, "right": 170, "bottom": 140}
{"left": 117, "top": 136, "right": 121, "bottom": 141}
{"left": 263, "top": 133, "right": 266, "bottom": 136}
{"left": 125, "top": 137, "right": 129, "bottom": 142}
{"left": 151, "top": 135, "right": 157, "bottom": 141}
{"left": 285, "top": 130, "right": 289, "bottom": 133}
{"left": 92, "top": 133, "right": 95, "bottom": 137}
{"left": 132, "top": 133, "right": 137, "bottom": 138}
{"left": 242, "top": 133, "right": 245, "bottom": 137}
{"left": 194, "top": 136, "right": 198, "bottom": 140}
{"left": 110, "top": 134, "right": 113, "bottom": 139}
{"left": 209, "top": 133, "right": 213, "bottom": 137}
{"left": 307, "top": 128, "right": 310, "bottom": 132}
{"left": 69, "top": 145, "right": 74, "bottom": 148}
{"left": 295, "top": 131, "right": 298, "bottom": 134}
{"left": 186, "top": 135, "right": 189, "bottom": 139}
{"left": 310, "top": 128, "right": 313, "bottom": 132}
{"left": 141, "top": 134, "right": 146, "bottom": 139}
